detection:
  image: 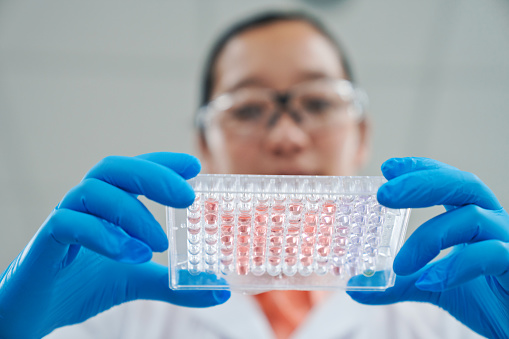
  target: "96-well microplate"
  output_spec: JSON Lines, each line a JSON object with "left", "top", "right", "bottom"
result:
{"left": 167, "top": 174, "right": 410, "bottom": 292}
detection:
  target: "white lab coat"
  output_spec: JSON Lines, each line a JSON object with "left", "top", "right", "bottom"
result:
{"left": 45, "top": 291, "right": 483, "bottom": 339}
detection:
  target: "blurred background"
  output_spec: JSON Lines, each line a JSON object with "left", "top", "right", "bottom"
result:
{"left": 1, "top": 0, "right": 508, "bottom": 271}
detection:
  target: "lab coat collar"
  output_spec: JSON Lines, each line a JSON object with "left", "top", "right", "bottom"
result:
{"left": 187, "top": 291, "right": 365, "bottom": 339}
{"left": 187, "top": 292, "right": 276, "bottom": 339}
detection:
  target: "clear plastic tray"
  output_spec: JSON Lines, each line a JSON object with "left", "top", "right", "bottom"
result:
{"left": 167, "top": 174, "right": 410, "bottom": 292}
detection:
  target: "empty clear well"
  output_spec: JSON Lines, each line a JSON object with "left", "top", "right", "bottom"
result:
{"left": 167, "top": 174, "right": 410, "bottom": 291}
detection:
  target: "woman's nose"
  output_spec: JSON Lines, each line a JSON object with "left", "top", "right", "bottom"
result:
{"left": 263, "top": 113, "right": 311, "bottom": 157}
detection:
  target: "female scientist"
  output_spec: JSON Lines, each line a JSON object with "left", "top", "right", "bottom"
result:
{"left": 0, "top": 11, "right": 507, "bottom": 339}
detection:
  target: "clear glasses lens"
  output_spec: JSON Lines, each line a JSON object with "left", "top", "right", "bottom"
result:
{"left": 203, "top": 79, "right": 363, "bottom": 138}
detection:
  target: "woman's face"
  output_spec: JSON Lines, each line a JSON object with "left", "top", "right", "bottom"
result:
{"left": 199, "top": 20, "right": 369, "bottom": 176}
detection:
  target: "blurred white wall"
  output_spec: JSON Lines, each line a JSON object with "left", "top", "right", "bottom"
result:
{"left": 1, "top": 0, "right": 508, "bottom": 271}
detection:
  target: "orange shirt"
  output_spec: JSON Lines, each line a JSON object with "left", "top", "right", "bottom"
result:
{"left": 253, "top": 291, "right": 330, "bottom": 339}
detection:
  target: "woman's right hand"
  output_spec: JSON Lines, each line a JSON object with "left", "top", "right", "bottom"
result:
{"left": 0, "top": 152, "right": 230, "bottom": 339}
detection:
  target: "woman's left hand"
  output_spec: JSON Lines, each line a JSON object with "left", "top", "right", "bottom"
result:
{"left": 348, "top": 157, "right": 509, "bottom": 339}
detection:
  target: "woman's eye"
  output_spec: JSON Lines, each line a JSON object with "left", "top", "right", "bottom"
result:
{"left": 231, "top": 104, "right": 265, "bottom": 121}
{"left": 302, "top": 98, "right": 332, "bottom": 114}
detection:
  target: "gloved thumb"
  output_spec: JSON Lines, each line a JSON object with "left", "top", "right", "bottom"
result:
{"left": 126, "top": 261, "right": 231, "bottom": 308}
{"left": 347, "top": 269, "right": 437, "bottom": 306}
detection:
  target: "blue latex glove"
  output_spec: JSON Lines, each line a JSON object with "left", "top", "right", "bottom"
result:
{"left": 0, "top": 152, "right": 230, "bottom": 339}
{"left": 348, "top": 157, "right": 509, "bottom": 338}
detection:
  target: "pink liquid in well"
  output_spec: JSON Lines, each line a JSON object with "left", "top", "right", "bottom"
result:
{"left": 253, "top": 256, "right": 264, "bottom": 266}
{"left": 303, "top": 225, "right": 317, "bottom": 235}
{"left": 188, "top": 227, "right": 201, "bottom": 235}
{"left": 273, "top": 204, "right": 285, "bottom": 213}
{"left": 253, "top": 246, "right": 265, "bottom": 256}
{"left": 286, "top": 236, "right": 298, "bottom": 246}
{"left": 221, "top": 247, "right": 233, "bottom": 256}
{"left": 254, "top": 226, "right": 267, "bottom": 236}
{"left": 285, "top": 246, "right": 298, "bottom": 256}
{"left": 205, "top": 213, "right": 218, "bottom": 225}
{"left": 335, "top": 226, "right": 349, "bottom": 236}
{"left": 238, "top": 235, "right": 250, "bottom": 247}
{"left": 269, "top": 246, "right": 282, "bottom": 256}
{"left": 204, "top": 225, "right": 218, "bottom": 235}
{"left": 333, "top": 236, "right": 348, "bottom": 247}
{"left": 238, "top": 214, "right": 252, "bottom": 224}
{"left": 270, "top": 225, "right": 284, "bottom": 236}
{"left": 238, "top": 225, "right": 251, "bottom": 234}
{"left": 254, "top": 214, "right": 268, "bottom": 226}
{"left": 237, "top": 246, "right": 249, "bottom": 257}
{"left": 318, "top": 236, "right": 331, "bottom": 247}
{"left": 304, "top": 213, "right": 318, "bottom": 225}
{"left": 332, "top": 265, "right": 344, "bottom": 276}
{"left": 253, "top": 236, "right": 266, "bottom": 246}
{"left": 301, "top": 256, "right": 313, "bottom": 266}
{"left": 255, "top": 204, "right": 269, "bottom": 214}
{"left": 204, "top": 200, "right": 219, "bottom": 212}
{"left": 301, "top": 235, "right": 315, "bottom": 246}
{"left": 317, "top": 246, "right": 330, "bottom": 257}
{"left": 236, "top": 257, "right": 249, "bottom": 275}
{"left": 221, "top": 213, "right": 234, "bottom": 223}
{"left": 221, "top": 235, "right": 233, "bottom": 247}
{"left": 322, "top": 203, "right": 336, "bottom": 214}
{"left": 320, "top": 215, "right": 333, "bottom": 226}
{"left": 332, "top": 246, "right": 346, "bottom": 256}
{"left": 268, "top": 256, "right": 281, "bottom": 266}
{"left": 187, "top": 215, "right": 201, "bottom": 224}
{"left": 319, "top": 226, "right": 332, "bottom": 236}
{"left": 221, "top": 224, "right": 233, "bottom": 234}
{"left": 271, "top": 214, "right": 285, "bottom": 225}
{"left": 289, "top": 203, "right": 303, "bottom": 215}
{"left": 303, "top": 246, "right": 314, "bottom": 257}
{"left": 270, "top": 236, "right": 283, "bottom": 247}
{"left": 285, "top": 256, "right": 297, "bottom": 266}
{"left": 287, "top": 226, "right": 300, "bottom": 235}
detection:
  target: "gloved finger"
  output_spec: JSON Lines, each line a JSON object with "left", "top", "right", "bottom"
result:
{"left": 415, "top": 240, "right": 509, "bottom": 292}
{"left": 347, "top": 268, "right": 439, "bottom": 305}
{"left": 127, "top": 261, "right": 231, "bottom": 307}
{"left": 84, "top": 155, "right": 196, "bottom": 208}
{"left": 381, "top": 158, "right": 462, "bottom": 212}
{"left": 394, "top": 206, "right": 509, "bottom": 275}
{"left": 381, "top": 157, "right": 458, "bottom": 180}
{"left": 136, "top": 152, "right": 201, "bottom": 180}
{"left": 377, "top": 168, "right": 501, "bottom": 210}
{"left": 58, "top": 178, "right": 168, "bottom": 252}
{"left": 44, "top": 208, "right": 153, "bottom": 264}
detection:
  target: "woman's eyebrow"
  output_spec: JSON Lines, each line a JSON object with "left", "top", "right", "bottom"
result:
{"left": 224, "top": 71, "right": 335, "bottom": 93}
{"left": 226, "top": 77, "right": 269, "bottom": 92}
{"left": 295, "top": 70, "right": 332, "bottom": 82}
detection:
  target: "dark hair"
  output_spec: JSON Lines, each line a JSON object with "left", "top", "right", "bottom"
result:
{"left": 199, "top": 10, "right": 355, "bottom": 109}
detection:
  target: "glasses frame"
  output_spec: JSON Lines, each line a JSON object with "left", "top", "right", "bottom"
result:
{"left": 195, "top": 78, "right": 369, "bottom": 133}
